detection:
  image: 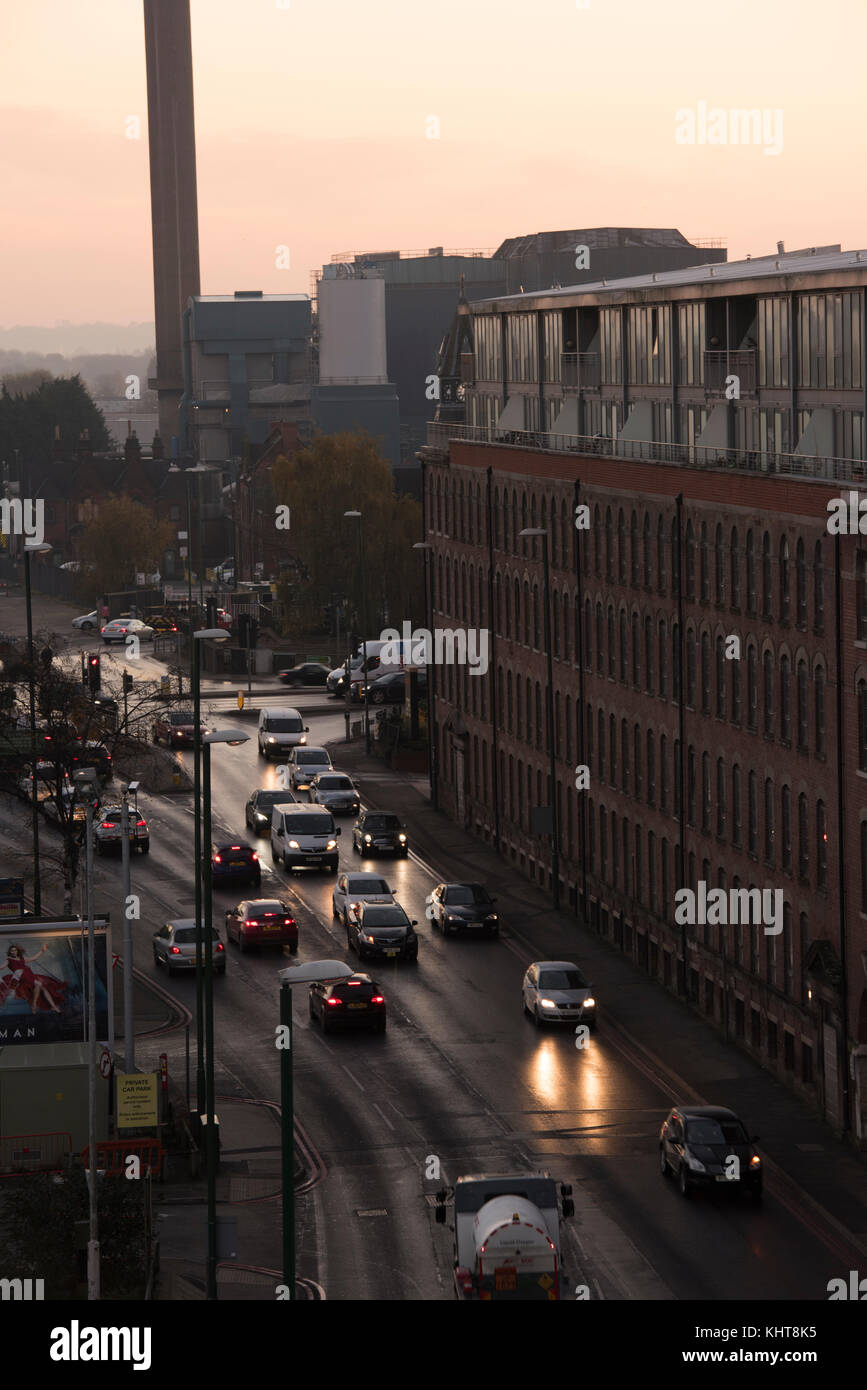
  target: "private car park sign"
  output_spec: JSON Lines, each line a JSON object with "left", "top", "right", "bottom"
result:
{"left": 116, "top": 1073, "right": 159, "bottom": 1128}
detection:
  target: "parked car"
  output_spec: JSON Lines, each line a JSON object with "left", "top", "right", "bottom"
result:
{"left": 659, "top": 1106, "right": 762, "bottom": 1201}
{"left": 521, "top": 961, "right": 596, "bottom": 1028}
{"left": 210, "top": 842, "right": 261, "bottom": 888}
{"left": 346, "top": 901, "right": 418, "bottom": 962}
{"left": 72, "top": 610, "right": 99, "bottom": 631}
{"left": 308, "top": 973, "right": 386, "bottom": 1034}
{"left": 224, "top": 897, "right": 297, "bottom": 953}
{"left": 270, "top": 803, "right": 340, "bottom": 874}
{"left": 245, "top": 787, "right": 295, "bottom": 833}
{"left": 426, "top": 882, "right": 499, "bottom": 937}
{"left": 152, "top": 710, "right": 210, "bottom": 747}
{"left": 282, "top": 745, "right": 333, "bottom": 793}
{"left": 152, "top": 919, "right": 226, "bottom": 975}
{"left": 257, "top": 707, "right": 309, "bottom": 759}
{"left": 332, "top": 871, "right": 395, "bottom": 928}
{"left": 278, "top": 662, "right": 330, "bottom": 687}
{"left": 352, "top": 810, "right": 409, "bottom": 857}
{"left": 101, "top": 618, "right": 155, "bottom": 644}
{"left": 95, "top": 805, "right": 150, "bottom": 855}
{"left": 307, "top": 771, "right": 359, "bottom": 815}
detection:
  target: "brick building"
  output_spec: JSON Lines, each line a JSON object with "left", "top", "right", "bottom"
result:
{"left": 419, "top": 246, "right": 867, "bottom": 1144}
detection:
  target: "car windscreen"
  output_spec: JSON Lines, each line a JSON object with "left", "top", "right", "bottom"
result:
{"left": 364, "top": 815, "right": 401, "bottom": 830}
{"left": 332, "top": 981, "right": 375, "bottom": 999}
{"left": 444, "top": 885, "right": 490, "bottom": 905}
{"left": 247, "top": 902, "right": 285, "bottom": 917}
{"left": 215, "top": 845, "right": 254, "bottom": 856}
{"left": 284, "top": 815, "right": 333, "bottom": 833}
{"left": 255, "top": 791, "right": 290, "bottom": 806}
{"left": 538, "top": 968, "right": 588, "bottom": 990}
{"left": 348, "top": 877, "right": 390, "bottom": 893}
{"left": 174, "top": 928, "right": 221, "bottom": 944}
{"left": 318, "top": 775, "right": 352, "bottom": 789}
{"left": 296, "top": 749, "right": 327, "bottom": 763}
{"left": 170, "top": 711, "right": 194, "bottom": 724}
{"left": 362, "top": 907, "right": 408, "bottom": 928}
{"left": 266, "top": 717, "right": 303, "bottom": 733}
{"left": 685, "top": 1118, "right": 748, "bottom": 1146}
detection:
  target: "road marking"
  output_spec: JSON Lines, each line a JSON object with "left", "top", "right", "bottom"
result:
{"left": 340, "top": 1064, "right": 365, "bottom": 1093}
{"left": 372, "top": 1102, "right": 395, "bottom": 1131}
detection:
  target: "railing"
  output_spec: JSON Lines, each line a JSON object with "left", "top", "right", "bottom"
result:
{"left": 561, "top": 353, "right": 601, "bottom": 388}
{"left": 704, "top": 350, "right": 756, "bottom": 393}
{"left": 423, "top": 421, "right": 867, "bottom": 484}
{"left": 329, "top": 247, "right": 494, "bottom": 262}
{"left": 0, "top": 1131, "right": 72, "bottom": 1175}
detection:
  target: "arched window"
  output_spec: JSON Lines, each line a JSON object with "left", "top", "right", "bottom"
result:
{"left": 762, "top": 531, "right": 772, "bottom": 619}
{"left": 748, "top": 771, "right": 758, "bottom": 853}
{"left": 618, "top": 508, "right": 626, "bottom": 583}
{"left": 700, "top": 521, "right": 709, "bottom": 601}
{"left": 552, "top": 592, "right": 560, "bottom": 658}
{"left": 607, "top": 605, "right": 616, "bottom": 677}
{"left": 532, "top": 584, "right": 540, "bottom": 648}
{"left": 605, "top": 507, "right": 613, "bottom": 580}
{"left": 609, "top": 713, "right": 617, "bottom": 785}
{"left": 619, "top": 609, "right": 628, "bottom": 682}
{"left": 506, "top": 672, "right": 513, "bottom": 732}
{"left": 660, "top": 734, "right": 668, "bottom": 811}
{"left": 701, "top": 631, "right": 711, "bottom": 713}
{"left": 716, "top": 757, "right": 726, "bottom": 837}
{"left": 731, "top": 648, "right": 741, "bottom": 723}
{"left": 814, "top": 664, "right": 826, "bottom": 756}
{"left": 715, "top": 523, "right": 725, "bottom": 604}
{"left": 716, "top": 635, "right": 726, "bottom": 717}
{"left": 780, "top": 655, "right": 791, "bottom": 742}
{"left": 526, "top": 677, "right": 533, "bottom": 744}
{"left": 621, "top": 719, "right": 630, "bottom": 793}
{"left": 763, "top": 649, "right": 775, "bottom": 736}
{"left": 686, "top": 628, "right": 696, "bottom": 707}
{"left": 630, "top": 510, "right": 639, "bottom": 586}
{"left": 658, "top": 618, "right": 667, "bottom": 698}
{"left": 647, "top": 730, "right": 656, "bottom": 804}
{"left": 594, "top": 505, "right": 602, "bottom": 577}
{"left": 796, "top": 538, "right": 806, "bottom": 626}
{"left": 747, "top": 644, "right": 758, "bottom": 730}
{"left": 798, "top": 794, "right": 808, "bottom": 879}
{"left": 687, "top": 745, "right": 696, "bottom": 825}
{"left": 732, "top": 764, "right": 742, "bottom": 845}
{"left": 595, "top": 601, "right": 603, "bottom": 673}
{"left": 535, "top": 683, "right": 543, "bottom": 748}
{"left": 657, "top": 514, "right": 666, "bottom": 592}
{"left": 631, "top": 611, "right": 640, "bottom": 685}
{"left": 672, "top": 621, "right": 681, "bottom": 702}
{"left": 814, "top": 541, "right": 825, "bottom": 632}
{"left": 643, "top": 513, "right": 652, "bottom": 586}
{"left": 598, "top": 709, "right": 606, "bottom": 777}
{"left": 781, "top": 785, "right": 792, "bottom": 872}
{"left": 685, "top": 521, "right": 695, "bottom": 598}
{"left": 817, "top": 801, "right": 827, "bottom": 888}
{"left": 779, "top": 535, "right": 790, "bottom": 622}
{"left": 644, "top": 616, "right": 654, "bottom": 693}
{"left": 671, "top": 516, "right": 680, "bottom": 594}
{"left": 764, "top": 776, "right": 775, "bottom": 863}
{"left": 584, "top": 598, "right": 593, "bottom": 671}
{"left": 523, "top": 580, "right": 531, "bottom": 645}
{"left": 599, "top": 805, "right": 608, "bottom": 881}
{"left": 634, "top": 724, "right": 642, "bottom": 798}
{"left": 565, "top": 694, "right": 572, "bottom": 762}
{"left": 797, "top": 659, "right": 808, "bottom": 749}
{"left": 746, "top": 529, "right": 756, "bottom": 614}
{"left": 702, "top": 751, "right": 711, "bottom": 832}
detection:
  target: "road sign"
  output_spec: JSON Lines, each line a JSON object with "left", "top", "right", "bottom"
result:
{"left": 99, "top": 1049, "right": 112, "bottom": 1080}
{"left": 116, "top": 1073, "right": 158, "bottom": 1128}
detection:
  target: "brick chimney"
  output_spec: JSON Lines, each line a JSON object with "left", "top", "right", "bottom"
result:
{"left": 151, "top": 430, "right": 165, "bottom": 460}
{"left": 124, "top": 421, "right": 142, "bottom": 466}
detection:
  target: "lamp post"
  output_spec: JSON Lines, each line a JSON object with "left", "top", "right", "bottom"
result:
{"left": 24, "top": 542, "right": 51, "bottom": 914}
{"left": 121, "top": 780, "right": 140, "bottom": 1072}
{"left": 344, "top": 511, "right": 371, "bottom": 754}
{"left": 519, "top": 527, "right": 559, "bottom": 909}
{"left": 277, "top": 960, "right": 355, "bottom": 1298}
{"left": 202, "top": 728, "right": 249, "bottom": 1300}
{"left": 412, "top": 542, "right": 437, "bottom": 809}
{"left": 74, "top": 767, "right": 100, "bottom": 1298}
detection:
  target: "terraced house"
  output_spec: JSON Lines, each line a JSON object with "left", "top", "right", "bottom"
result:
{"left": 419, "top": 245, "right": 867, "bottom": 1145}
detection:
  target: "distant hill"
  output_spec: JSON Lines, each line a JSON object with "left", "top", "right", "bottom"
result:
{"left": 0, "top": 322, "right": 154, "bottom": 355}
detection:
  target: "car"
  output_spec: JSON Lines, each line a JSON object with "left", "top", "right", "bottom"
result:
{"left": 352, "top": 810, "right": 409, "bottom": 857}
{"left": 91, "top": 692, "right": 118, "bottom": 717}
{"left": 72, "top": 610, "right": 99, "bottom": 631}
{"left": 245, "top": 787, "right": 295, "bottom": 834}
{"left": 152, "top": 710, "right": 210, "bottom": 747}
{"left": 426, "top": 882, "right": 499, "bottom": 937}
{"left": 363, "top": 670, "right": 428, "bottom": 705}
{"left": 659, "top": 1106, "right": 762, "bottom": 1201}
{"left": 148, "top": 614, "right": 179, "bottom": 634}
{"left": 278, "top": 663, "right": 330, "bottom": 687}
{"left": 214, "top": 557, "right": 235, "bottom": 584}
{"left": 211, "top": 842, "right": 261, "bottom": 888}
{"left": 17, "top": 762, "right": 73, "bottom": 802}
{"left": 282, "top": 745, "right": 333, "bottom": 792}
{"left": 307, "top": 771, "right": 359, "bottom": 815}
{"left": 101, "top": 618, "right": 155, "bottom": 644}
{"left": 257, "top": 707, "right": 309, "bottom": 759}
{"left": 215, "top": 608, "right": 233, "bottom": 631}
{"left": 308, "top": 973, "right": 386, "bottom": 1034}
{"left": 521, "top": 961, "right": 596, "bottom": 1028}
{"left": 95, "top": 805, "right": 150, "bottom": 855}
{"left": 152, "top": 919, "right": 226, "bottom": 975}
{"left": 347, "top": 901, "right": 418, "bottom": 962}
{"left": 332, "top": 871, "right": 395, "bottom": 928}
{"left": 70, "top": 740, "right": 113, "bottom": 780}
{"left": 225, "top": 897, "right": 297, "bottom": 953}
{"left": 270, "top": 803, "right": 340, "bottom": 874}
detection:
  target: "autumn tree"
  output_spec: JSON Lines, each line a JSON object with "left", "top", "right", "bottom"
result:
{"left": 77, "top": 496, "right": 174, "bottom": 598}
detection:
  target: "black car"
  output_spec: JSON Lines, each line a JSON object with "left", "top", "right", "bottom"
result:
{"left": 659, "top": 1105, "right": 762, "bottom": 1200}
{"left": 352, "top": 810, "right": 409, "bottom": 857}
{"left": 278, "top": 662, "right": 330, "bottom": 687}
{"left": 366, "top": 670, "right": 428, "bottom": 705}
{"left": 71, "top": 740, "right": 113, "bottom": 780}
{"left": 347, "top": 902, "right": 418, "bottom": 961}
{"left": 211, "top": 842, "right": 261, "bottom": 888}
{"left": 153, "top": 710, "right": 209, "bottom": 747}
{"left": 245, "top": 787, "right": 294, "bottom": 834}
{"left": 308, "top": 973, "right": 386, "bottom": 1033}
{"left": 427, "top": 882, "right": 499, "bottom": 937}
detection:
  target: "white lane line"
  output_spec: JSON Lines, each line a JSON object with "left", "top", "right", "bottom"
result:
{"left": 372, "top": 1102, "right": 395, "bottom": 1131}
{"left": 340, "top": 1064, "right": 365, "bottom": 1093}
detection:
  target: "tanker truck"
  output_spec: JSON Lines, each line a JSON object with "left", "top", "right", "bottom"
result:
{"left": 434, "top": 1172, "right": 574, "bottom": 1300}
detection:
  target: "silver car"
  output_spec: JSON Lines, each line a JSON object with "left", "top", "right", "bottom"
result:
{"left": 308, "top": 771, "right": 359, "bottom": 815}
{"left": 152, "top": 919, "right": 226, "bottom": 975}
{"left": 332, "top": 871, "right": 395, "bottom": 928}
{"left": 95, "top": 805, "right": 150, "bottom": 855}
{"left": 281, "top": 746, "right": 333, "bottom": 792}
{"left": 72, "top": 610, "right": 99, "bottom": 631}
{"left": 101, "top": 617, "right": 155, "bottom": 643}
{"left": 521, "top": 960, "right": 597, "bottom": 1029}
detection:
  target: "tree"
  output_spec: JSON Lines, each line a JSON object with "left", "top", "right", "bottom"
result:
{"left": 0, "top": 373, "right": 111, "bottom": 467}
{"left": 77, "top": 496, "right": 174, "bottom": 598}
{"left": 270, "top": 430, "right": 423, "bottom": 635}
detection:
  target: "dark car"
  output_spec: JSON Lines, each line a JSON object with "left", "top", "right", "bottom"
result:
{"left": 278, "top": 662, "right": 331, "bottom": 687}
{"left": 346, "top": 901, "right": 418, "bottom": 961}
{"left": 245, "top": 787, "right": 295, "bottom": 833}
{"left": 365, "top": 669, "right": 428, "bottom": 705}
{"left": 659, "top": 1105, "right": 762, "bottom": 1201}
{"left": 211, "top": 842, "right": 261, "bottom": 888}
{"left": 352, "top": 810, "right": 409, "bottom": 857}
{"left": 70, "top": 740, "right": 113, "bottom": 780}
{"left": 427, "top": 882, "right": 499, "bottom": 937}
{"left": 153, "top": 710, "right": 210, "bottom": 747}
{"left": 308, "top": 973, "right": 386, "bottom": 1034}
{"left": 225, "top": 897, "right": 297, "bottom": 953}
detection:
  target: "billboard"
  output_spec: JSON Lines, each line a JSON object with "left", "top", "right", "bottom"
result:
{"left": 0, "top": 919, "right": 111, "bottom": 1045}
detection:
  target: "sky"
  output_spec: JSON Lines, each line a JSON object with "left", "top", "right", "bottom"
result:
{"left": 1, "top": 0, "right": 865, "bottom": 340}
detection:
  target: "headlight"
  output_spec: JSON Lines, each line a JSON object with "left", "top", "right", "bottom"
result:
{"left": 448, "top": 915, "right": 461, "bottom": 923}
{"left": 686, "top": 1155, "right": 706, "bottom": 1172}
{"left": 364, "top": 834, "right": 372, "bottom": 843}
{"left": 365, "top": 933, "right": 377, "bottom": 944}
{"left": 398, "top": 833, "right": 407, "bottom": 842}
{"left": 288, "top": 839, "right": 300, "bottom": 849}
{"left": 326, "top": 839, "right": 337, "bottom": 850}
{"left": 299, "top": 735, "right": 307, "bottom": 745}
{"left": 750, "top": 1155, "right": 761, "bottom": 1168}
{"left": 266, "top": 736, "right": 276, "bottom": 744}
{"left": 540, "top": 999, "right": 557, "bottom": 1009}
{"left": 582, "top": 997, "right": 596, "bottom": 1008}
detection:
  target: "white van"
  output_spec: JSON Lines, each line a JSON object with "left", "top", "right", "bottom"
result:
{"left": 271, "top": 802, "right": 341, "bottom": 874}
{"left": 257, "top": 707, "right": 309, "bottom": 759}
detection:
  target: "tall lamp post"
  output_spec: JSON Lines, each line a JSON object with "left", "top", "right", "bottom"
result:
{"left": 24, "top": 541, "right": 52, "bottom": 914}
{"left": 74, "top": 767, "right": 100, "bottom": 1298}
{"left": 278, "top": 960, "right": 354, "bottom": 1299}
{"left": 412, "top": 541, "right": 436, "bottom": 809}
{"left": 344, "top": 511, "right": 371, "bottom": 754}
{"left": 520, "top": 527, "right": 559, "bottom": 909}
{"left": 202, "top": 728, "right": 249, "bottom": 1300}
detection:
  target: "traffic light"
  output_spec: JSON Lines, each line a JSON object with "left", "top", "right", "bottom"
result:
{"left": 206, "top": 597, "right": 217, "bottom": 628}
{"left": 87, "top": 653, "right": 101, "bottom": 694}
{"left": 122, "top": 671, "right": 133, "bottom": 694}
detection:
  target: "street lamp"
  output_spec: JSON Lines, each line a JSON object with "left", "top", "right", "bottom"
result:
{"left": 412, "top": 542, "right": 437, "bottom": 809}
{"left": 520, "top": 527, "right": 559, "bottom": 909}
{"left": 120, "top": 781, "right": 140, "bottom": 1072}
{"left": 277, "top": 959, "right": 355, "bottom": 1298}
{"left": 74, "top": 766, "right": 100, "bottom": 1298}
{"left": 24, "top": 541, "right": 51, "bottom": 914}
{"left": 344, "top": 511, "right": 371, "bottom": 754}
{"left": 201, "top": 728, "right": 250, "bottom": 1301}
{"left": 191, "top": 628, "right": 228, "bottom": 1116}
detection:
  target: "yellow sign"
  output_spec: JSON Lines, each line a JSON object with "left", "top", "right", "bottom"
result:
{"left": 116, "top": 1073, "right": 158, "bottom": 1128}
{"left": 237, "top": 691, "right": 245, "bottom": 709}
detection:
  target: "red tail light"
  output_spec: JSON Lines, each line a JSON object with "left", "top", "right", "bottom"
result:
{"left": 371, "top": 995, "right": 385, "bottom": 1004}
{"left": 326, "top": 997, "right": 342, "bottom": 1007}
{"left": 346, "top": 980, "right": 361, "bottom": 986}
{"left": 251, "top": 852, "right": 258, "bottom": 861}
{"left": 170, "top": 946, "right": 181, "bottom": 954}
{"left": 136, "top": 819, "right": 146, "bottom": 827}
{"left": 283, "top": 918, "right": 294, "bottom": 926}
{"left": 230, "top": 845, "right": 242, "bottom": 851}
{"left": 456, "top": 1268, "right": 474, "bottom": 1294}
{"left": 216, "top": 942, "right": 224, "bottom": 953}
{"left": 214, "top": 854, "right": 222, "bottom": 864}
{"left": 100, "top": 822, "right": 114, "bottom": 830}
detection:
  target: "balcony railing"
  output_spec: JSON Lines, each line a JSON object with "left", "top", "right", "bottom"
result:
{"left": 422, "top": 420, "right": 867, "bottom": 484}
{"left": 561, "top": 352, "right": 601, "bottom": 388}
{"left": 703, "top": 350, "right": 757, "bottom": 394}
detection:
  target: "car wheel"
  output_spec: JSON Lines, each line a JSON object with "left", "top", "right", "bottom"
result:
{"left": 375, "top": 1017, "right": 386, "bottom": 1034}
{"left": 659, "top": 1146, "right": 670, "bottom": 1179}
{"left": 407, "top": 949, "right": 418, "bottom": 963}
{"left": 238, "top": 933, "right": 246, "bottom": 953}
{"left": 152, "top": 947, "right": 161, "bottom": 967}
{"left": 308, "top": 996, "right": 315, "bottom": 1019}
{"left": 140, "top": 841, "right": 150, "bottom": 855}
{"left": 678, "top": 1164, "right": 691, "bottom": 1198}
{"left": 401, "top": 847, "right": 409, "bottom": 858}
{"left": 373, "top": 691, "right": 386, "bottom": 705}
{"left": 332, "top": 900, "right": 340, "bottom": 920}
{"left": 534, "top": 1005, "right": 543, "bottom": 1028}
{"left": 289, "top": 943, "right": 298, "bottom": 955}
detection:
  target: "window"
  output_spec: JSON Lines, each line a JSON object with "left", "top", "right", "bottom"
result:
{"left": 731, "top": 649, "right": 741, "bottom": 724}
{"left": 732, "top": 764, "right": 742, "bottom": 846}
{"left": 630, "top": 511, "right": 639, "bottom": 585}
{"left": 673, "top": 622, "right": 681, "bottom": 702}
{"left": 647, "top": 730, "right": 656, "bottom": 804}
{"left": 658, "top": 619, "right": 668, "bottom": 698}
{"left": 600, "top": 806, "right": 608, "bottom": 881}
{"left": 649, "top": 830, "right": 657, "bottom": 911}
{"left": 597, "top": 710, "right": 605, "bottom": 777}
{"left": 662, "top": 838, "right": 671, "bottom": 915}
{"left": 748, "top": 771, "right": 758, "bottom": 854}
{"left": 814, "top": 665, "right": 826, "bottom": 756}
{"left": 685, "top": 521, "right": 695, "bottom": 598}
{"left": 814, "top": 541, "right": 824, "bottom": 631}
{"left": 657, "top": 515, "right": 667, "bottom": 592}
{"left": 781, "top": 785, "right": 792, "bottom": 872}
{"left": 643, "top": 513, "right": 652, "bottom": 586}
{"left": 607, "top": 605, "right": 615, "bottom": 677}
{"left": 702, "top": 751, "right": 711, "bottom": 833}
{"left": 762, "top": 532, "right": 772, "bottom": 619}
{"left": 796, "top": 539, "right": 807, "bottom": 627}
{"left": 660, "top": 734, "right": 668, "bottom": 812}
{"left": 671, "top": 517, "right": 680, "bottom": 595}
{"left": 644, "top": 616, "right": 654, "bottom": 693}
{"left": 634, "top": 724, "right": 643, "bottom": 798}
{"left": 594, "top": 506, "right": 602, "bottom": 577}
{"left": 797, "top": 660, "right": 808, "bottom": 750}
{"left": 592, "top": 602, "right": 601, "bottom": 673}
{"left": 687, "top": 746, "right": 696, "bottom": 826}
{"left": 764, "top": 777, "right": 775, "bottom": 863}
{"left": 701, "top": 631, "right": 711, "bottom": 713}
{"left": 619, "top": 610, "right": 628, "bottom": 681}
{"left": 716, "top": 758, "right": 726, "bottom": 837}
{"left": 535, "top": 683, "right": 543, "bottom": 748}
{"left": 746, "top": 530, "right": 756, "bottom": 614}
{"left": 816, "top": 801, "right": 827, "bottom": 889}
{"left": 609, "top": 713, "right": 617, "bottom": 785}
{"left": 632, "top": 612, "right": 641, "bottom": 685}
{"left": 621, "top": 719, "right": 630, "bottom": 793}
{"left": 780, "top": 655, "right": 791, "bottom": 742}
{"left": 715, "top": 524, "right": 725, "bottom": 604}
{"left": 798, "top": 794, "right": 809, "bottom": 879}
{"left": 779, "top": 536, "right": 790, "bottom": 622}
{"left": 700, "top": 522, "right": 709, "bottom": 601}
{"left": 617, "top": 509, "right": 626, "bottom": 584}
{"left": 730, "top": 528, "right": 741, "bottom": 608}
{"left": 612, "top": 811, "right": 619, "bottom": 887}
{"left": 763, "top": 650, "right": 775, "bottom": 737}
{"left": 747, "top": 645, "right": 758, "bottom": 731}
{"left": 686, "top": 628, "right": 696, "bottom": 706}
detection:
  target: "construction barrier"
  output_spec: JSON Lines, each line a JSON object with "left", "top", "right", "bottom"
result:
{"left": 81, "top": 1138, "right": 166, "bottom": 1178}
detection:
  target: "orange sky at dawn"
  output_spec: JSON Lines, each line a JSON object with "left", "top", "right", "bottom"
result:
{"left": 1, "top": 0, "right": 864, "bottom": 331}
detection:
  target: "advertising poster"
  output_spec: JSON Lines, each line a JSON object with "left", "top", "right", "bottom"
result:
{"left": 0, "top": 921, "right": 111, "bottom": 1044}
